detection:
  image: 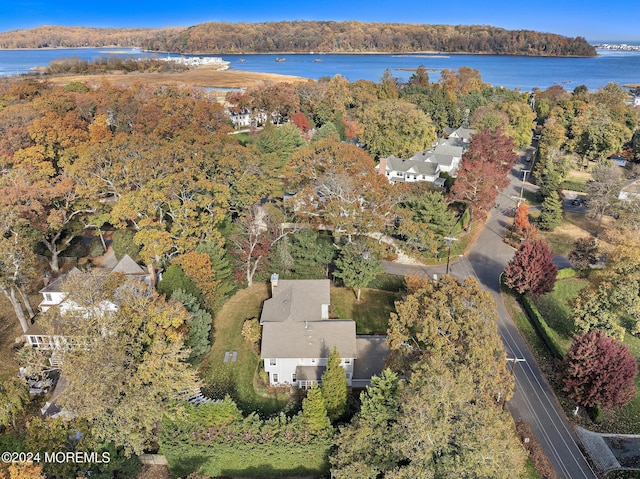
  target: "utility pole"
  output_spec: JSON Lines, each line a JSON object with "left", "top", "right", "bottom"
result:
{"left": 521, "top": 169, "right": 531, "bottom": 199}
{"left": 443, "top": 236, "right": 458, "bottom": 275}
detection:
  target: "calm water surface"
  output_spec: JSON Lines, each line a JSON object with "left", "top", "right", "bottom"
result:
{"left": 1, "top": 47, "right": 640, "bottom": 91}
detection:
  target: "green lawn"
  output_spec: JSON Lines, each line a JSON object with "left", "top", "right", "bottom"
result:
{"left": 531, "top": 278, "right": 589, "bottom": 354}
{"left": 198, "top": 283, "right": 397, "bottom": 416}
{"left": 506, "top": 276, "right": 640, "bottom": 436}
{"left": 331, "top": 286, "right": 397, "bottom": 334}
{"left": 198, "top": 283, "right": 290, "bottom": 416}
{"left": 164, "top": 441, "right": 331, "bottom": 478}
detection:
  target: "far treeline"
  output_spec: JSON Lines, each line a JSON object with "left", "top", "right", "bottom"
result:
{"left": 0, "top": 21, "right": 596, "bottom": 57}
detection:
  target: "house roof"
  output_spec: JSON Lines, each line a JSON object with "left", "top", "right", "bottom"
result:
{"left": 620, "top": 179, "right": 640, "bottom": 198}
{"left": 386, "top": 157, "right": 439, "bottom": 176}
{"left": 431, "top": 143, "right": 463, "bottom": 158}
{"left": 111, "top": 254, "right": 146, "bottom": 275}
{"left": 447, "top": 126, "right": 476, "bottom": 141}
{"left": 39, "top": 268, "right": 83, "bottom": 294}
{"left": 260, "top": 279, "right": 330, "bottom": 323}
{"left": 353, "top": 336, "right": 390, "bottom": 380}
{"left": 261, "top": 319, "right": 357, "bottom": 358}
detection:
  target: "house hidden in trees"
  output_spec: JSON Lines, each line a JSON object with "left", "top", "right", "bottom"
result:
{"left": 618, "top": 178, "right": 640, "bottom": 201}
{"left": 260, "top": 276, "right": 389, "bottom": 389}
{"left": 376, "top": 126, "right": 475, "bottom": 185}
{"left": 24, "top": 254, "right": 150, "bottom": 352}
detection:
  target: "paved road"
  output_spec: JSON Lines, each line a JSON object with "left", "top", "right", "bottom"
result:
{"left": 384, "top": 159, "right": 598, "bottom": 479}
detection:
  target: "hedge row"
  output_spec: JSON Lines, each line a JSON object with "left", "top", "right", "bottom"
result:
{"left": 521, "top": 294, "right": 565, "bottom": 359}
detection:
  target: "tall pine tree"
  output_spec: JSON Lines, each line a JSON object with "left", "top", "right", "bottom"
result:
{"left": 321, "top": 347, "right": 348, "bottom": 422}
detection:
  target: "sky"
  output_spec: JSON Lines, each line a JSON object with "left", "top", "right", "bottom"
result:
{"left": 2, "top": 0, "right": 639, "bottom": 42}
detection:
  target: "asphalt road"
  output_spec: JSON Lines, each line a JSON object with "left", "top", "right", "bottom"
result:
{"left": 384, "top": 159, "right": 599, "bottom": 479}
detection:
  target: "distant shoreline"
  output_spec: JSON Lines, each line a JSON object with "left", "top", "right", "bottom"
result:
{"left": 0, "top": 46, "right": 601, "bottom": 58}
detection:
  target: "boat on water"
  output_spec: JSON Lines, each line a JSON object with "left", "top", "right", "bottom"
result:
{"left": 238, "top": 58, "right": 246, "bottom": 63}
{"left": 313, "top": 58, "right": 324, "bottom": 62}
{"left": 275, "top": 57, "right": 286, "bottom": 62}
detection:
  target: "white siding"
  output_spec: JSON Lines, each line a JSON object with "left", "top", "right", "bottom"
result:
{"left": 264, "top": 357, "right": 355, "bottom": 387}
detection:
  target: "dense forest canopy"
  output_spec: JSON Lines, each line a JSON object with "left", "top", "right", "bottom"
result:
{"left": 0, "top": 25, "right": 183, "bottom": 49}
{"left": 0, "top": 21, "right": 596, "bottom": 57}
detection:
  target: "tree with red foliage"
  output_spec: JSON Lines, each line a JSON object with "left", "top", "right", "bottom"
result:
{"left": 450, "top": 128, "right": 518, "bottom": 220}
{"left": 563, "top": 330, "right": 637, "bottom": 409}
{"left": 503, "top": 239, "right": 557, "bottom": 296}
{"left": 291, "top": 112, "right": 310, "bottom": 133}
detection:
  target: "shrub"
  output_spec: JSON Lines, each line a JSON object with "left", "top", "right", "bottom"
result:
{"left": 88, "top": 239, "right": 105, "bottom": 258}
{"left": 111, "top": 229, "right": 140, "bottom": 260}
{"left": 556, "top": 268, "right": 578, "bottom": 280}
{"left": 521, "top": 294, "right": 564, "bottom": 359}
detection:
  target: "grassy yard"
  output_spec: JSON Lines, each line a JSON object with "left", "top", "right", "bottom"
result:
{"left": 539, "top": 211, "right": 613, "bottom": 256}
{"left": 198, "top": 283, "right": 290, "bottom": 416}
{"left": 331, "top": 286, "right": 397, "bottom": 334}
{"left": 531, "top": 278, "right": 589, "bottom": 353}
{"left": 506, "top": 276, "right": 640, "bottom": 436}
{"left": 198, "top": 283, "right": 397, "bottom": 416}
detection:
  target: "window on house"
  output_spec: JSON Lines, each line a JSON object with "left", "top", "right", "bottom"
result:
{"left": 272, "top": 373, "right": 279, "bottom": 383}
{"left": 311, "top": 358, "right": 316, "bottom": 364}
{"left": 292, "top": 373, "right": 297, "bottom": 383}
{"left": 343, "top": 358, "right": 351, "bottom": 365}
{"left": 269, "top": 358, "right": 276, "bottom": 366}
{"left": 45, "top": 293, "right": 52, "bottom": 302}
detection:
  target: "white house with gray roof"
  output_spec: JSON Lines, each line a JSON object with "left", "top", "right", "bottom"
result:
{"left": 377, "top": 126, "right": 475, "bottom": 183}
{"left": 260, "top": 277, "right": 358, "bottom": 388}
{"left": 376, "top": 156, "right": 441, "bottom": 184}
{"left": 26, "top": 254, "right": 150, "bottom": 351}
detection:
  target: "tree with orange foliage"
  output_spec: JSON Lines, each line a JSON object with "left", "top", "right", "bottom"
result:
{"left": 513, "top": 202, "right": 538, "bottom": 241}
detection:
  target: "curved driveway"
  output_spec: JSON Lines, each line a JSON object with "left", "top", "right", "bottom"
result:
{"left": 383, "top": 161, "right": 598, "bottom": 479}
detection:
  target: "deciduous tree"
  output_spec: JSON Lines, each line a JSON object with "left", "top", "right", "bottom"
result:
{"left": 39, "top": 273, "right": 198, "bottom": 455}
{"left": 0, "top": 378, "right": 29, "bottom": 432}
{"left": 387, "top": 276, "right": 513, "bottom": 403}
{"left": 450, "top": 127, "right": 518, "bottom": 220}
{"left": 359, "top": 100, "right": 436, "bottom": 159}
{"left": 389, "top": 357, "right": 527, "bottom": 479}
{"left": 503, "top": 239, "right": 558, "bottom": 296}
{"left": 563, "top": 330, "right": 637, "bottom": 409}
{"left": 568, "top": 237, "right": 599, "bottom": 270}
{"left": 333, "top": 242, "right": 382, "bottom": 302}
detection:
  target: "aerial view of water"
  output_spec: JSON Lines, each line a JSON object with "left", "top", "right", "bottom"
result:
{"left": 1, "top": 47, "right": 640, "bottom": 92}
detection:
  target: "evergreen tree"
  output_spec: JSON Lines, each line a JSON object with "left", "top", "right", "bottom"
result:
{"left": 330, "top": 369, "right": 401, "bottom": 479}
{"left": 287, "top": 230, "right": 336, "bottom": 278}
{"left": 321, "top": 347, "right": 348, "bottom": 422}
{"left": 196, "top": 240, "right": 236, "bottom": 310}
{"left": 157, "top": 264, "right": 201, "bottom": 300}
{"left": 334, "top": 242, "right": 382, "bottom": 302}
{"left": 534, "top": 155, "right": 562, "bottom": 200}
{"left": 171, "top": 289, "right": 212, "bottom": 363}
{"left": 538, "top": 190, "right": 563, "bottom": 230}
{"left": 301, "top": 386, "right": 332, "bottom": 437}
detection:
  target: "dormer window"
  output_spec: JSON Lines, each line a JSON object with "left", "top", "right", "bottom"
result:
{"left": 44, "top": 293, "right": 52, "bottom": 302}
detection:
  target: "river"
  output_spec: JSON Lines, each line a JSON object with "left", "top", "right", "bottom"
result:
{"left": 1, "top": 47, "right": 640, "bottom": 91}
